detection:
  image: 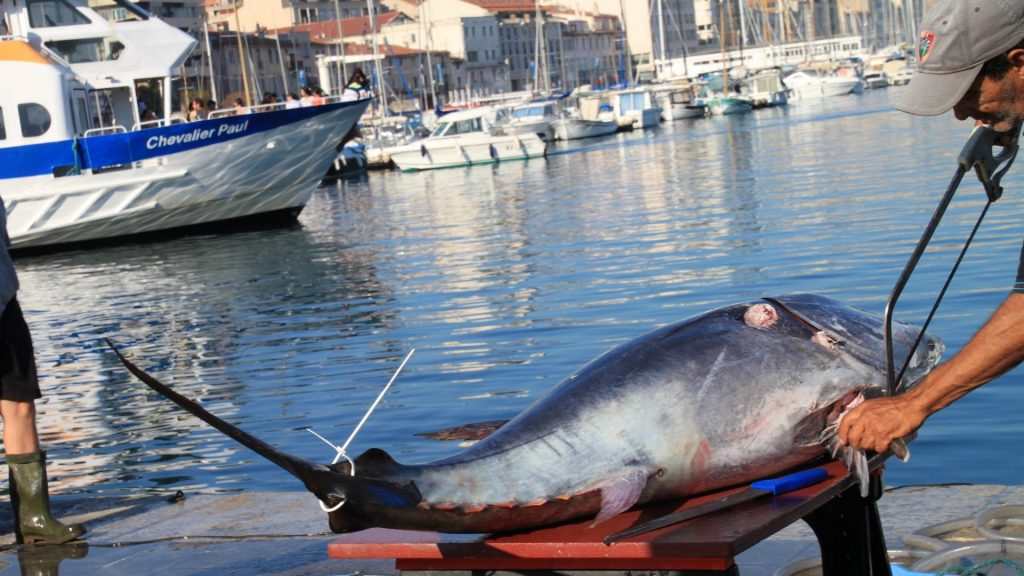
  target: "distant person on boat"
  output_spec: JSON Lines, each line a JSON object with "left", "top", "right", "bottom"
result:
{"left": 342, "top": 68, "right": 371, "bottom": 102}
{"left": 232, "top": 98, "right": 249, "bottom": 115}
{"left": 187, "top": 98, "right": 208, "bottom": 122}
{"left": 0, "top": 200, "right": 86, "bottom": 544}
{"left": 299, "top": 87, "right": 313, "bottom": 107}
{"left": 839, "top": 0, "right": 1024, "bottom": 458}
{"left": 309, "top": 87, "right": 326, "bottom": 106}
{"left": 285, "top": 92, "right": 301, "bottom": 109}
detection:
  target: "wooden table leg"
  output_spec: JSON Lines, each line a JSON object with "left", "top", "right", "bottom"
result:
{"left": 803, "top": 472, "right": 892, "bottom": 576}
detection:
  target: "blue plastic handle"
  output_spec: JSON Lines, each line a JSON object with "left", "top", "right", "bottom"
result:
{"left": 750, "top": 468, "right": 828, "bottom": 496}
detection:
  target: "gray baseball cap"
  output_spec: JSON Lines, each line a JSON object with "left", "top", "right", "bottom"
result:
{"left": 897, "top": 0, "right": 1024, "bottom": 116}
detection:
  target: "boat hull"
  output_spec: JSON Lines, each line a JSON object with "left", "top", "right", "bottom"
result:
{"left": 665, "top": 104, "right": 706, "bottom": 120}
{"left": 1, "top": 100, "right": 371, "bottom": 250}
{"left": 707, "top": 98, "right": 753, "bottom": 116}
{"left": 389, "top": 133, "right": 547, "bottom": 171}
{"left": 553, "top": 118, "right": 619, "bottom": 140}
{"left": 787, "top": 78, "right": 861, "bottom": 100}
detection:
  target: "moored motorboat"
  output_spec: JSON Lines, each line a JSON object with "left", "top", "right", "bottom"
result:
{"left": 783, "top": 69, "right": 862, "bottom": 100}
{"left": 387, "top": 107, "right": 546, "bottom": 171}
{"left": 706, "top": 95, "right": 753, "bottom": 116}
{"left": 0, "top": 0, "right": 370, "bottom": 252}
{"left": 504, "top": 100, "right": 558, "bottom": 141}
{"left": 657, "top": 88, "right": 707, "bottom": 121}
{"left": 611, "top": 88, "right": 662, "bottom": 129}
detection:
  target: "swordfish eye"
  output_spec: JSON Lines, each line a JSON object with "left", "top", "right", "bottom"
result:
{"left": 743, "top": 303, "right": 778, "bottom": 329}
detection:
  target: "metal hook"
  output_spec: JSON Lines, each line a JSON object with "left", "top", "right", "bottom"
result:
{"left": 958, "top": 121, "right": 1023, "bottom": 202}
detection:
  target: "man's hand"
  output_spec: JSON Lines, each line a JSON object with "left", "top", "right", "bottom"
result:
{"left": 838, "top": 395, "right": 928, "bottom": 454}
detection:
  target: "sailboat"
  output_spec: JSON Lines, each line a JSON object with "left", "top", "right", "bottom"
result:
{"left": 704, "top": 0, "right": 752, "bottom": 116}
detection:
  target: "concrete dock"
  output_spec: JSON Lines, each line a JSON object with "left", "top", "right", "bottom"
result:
{"left": 1, "top": 484, "right": 1022, "bottom": 575}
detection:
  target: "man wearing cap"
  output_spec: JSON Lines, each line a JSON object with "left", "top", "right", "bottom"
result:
{"left": 839, "top": 0, "right": 1024, "bottom": 453}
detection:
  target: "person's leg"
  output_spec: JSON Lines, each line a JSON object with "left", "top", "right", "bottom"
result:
{"left": 1, "top": 398, "right": 38, "bottom": 454}
{"left": 1, "top": 299, "right": 84, "bottom": 543}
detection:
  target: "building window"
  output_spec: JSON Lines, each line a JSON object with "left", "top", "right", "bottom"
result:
{"left": 18, "top": 103, "right": 51, "bottom": 137}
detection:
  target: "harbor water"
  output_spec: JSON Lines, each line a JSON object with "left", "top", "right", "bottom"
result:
{"left": 12, "top": 87, "right": 1024, "bottom": 498}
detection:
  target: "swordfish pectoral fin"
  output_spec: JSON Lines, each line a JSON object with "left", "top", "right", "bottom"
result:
{"left": 592, "top": 469, "right": 650, "bottom": 526}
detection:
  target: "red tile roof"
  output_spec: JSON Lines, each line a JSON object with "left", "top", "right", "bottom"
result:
{"left": 462, "top": 0, "right": 537, "bottom": 13}
{"left": 275, "top": 11, "right": 402, "bottom": 40}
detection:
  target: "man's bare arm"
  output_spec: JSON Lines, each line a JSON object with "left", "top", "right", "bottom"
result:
{"left": 839, "top": 292, "right": 1024, "bottom": 453}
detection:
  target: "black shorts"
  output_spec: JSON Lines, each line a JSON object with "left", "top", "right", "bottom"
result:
{"left": 0, "top": 298, "right": 41, "bottom": 402}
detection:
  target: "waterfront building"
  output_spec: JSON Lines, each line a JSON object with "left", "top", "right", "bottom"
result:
{"left": 205, "top": 0, "right": 368, "bottom": 32}
{"left": 545, "top": 0, "right": 698, "bottom": 83}
{"left": 88, "top": 0, "right": 203, "bottom": 32}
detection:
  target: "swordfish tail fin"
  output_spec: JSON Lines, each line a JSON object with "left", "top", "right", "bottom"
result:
{"left": 106, "top": 340, "right": 336, "bottom": 497}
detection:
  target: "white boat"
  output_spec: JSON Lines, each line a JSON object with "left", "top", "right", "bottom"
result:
{"left": 553, "top": 93, "right": 619, "bottom": 140}
{"left": 745, "top": 69, "right": 789, "bottom": 108}
{"left": 387, "top": 107, "right": 546, "bottom": 171}
{"left": 657, "top": 89, "right": 707, "bottom": 121}
{"left": 552, "top": 116, "right": 619, "bottom": 140}
{"left": 612, "top": 89, "right": 663, "bottom": 129}
{"left": 862, "top": 71, "right": 890, "bottom": 89}
{"left": 504, "top": 101, "right": 558, "bottom": 141}
{"left": 783, "top": 69, "right": 862, "bottom": 101}
{"left": 362, "top": 117, "right": 424, "bottom": 168}
{"left": 0, "top": 0, "right": 369, "bottom": 252}
{"left": 889, "top": 68, "right": 913, "bottom": 86}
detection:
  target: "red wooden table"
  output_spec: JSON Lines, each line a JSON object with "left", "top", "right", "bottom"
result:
{"left": 328, "top": 457, "right": 893, "bottom": 575}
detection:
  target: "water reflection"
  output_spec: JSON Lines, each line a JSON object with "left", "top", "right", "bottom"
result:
{"left": 10, "top": 88, "right": 1024, "bottom": 496}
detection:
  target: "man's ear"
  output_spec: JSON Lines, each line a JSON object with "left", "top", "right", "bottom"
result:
{"left": 1008, "top": 48, "right": 1024, "bottom": 75}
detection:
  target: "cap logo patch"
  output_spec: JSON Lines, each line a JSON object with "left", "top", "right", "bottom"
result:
{"left": 919, "top": 31, "right": 936, "bottom": 62}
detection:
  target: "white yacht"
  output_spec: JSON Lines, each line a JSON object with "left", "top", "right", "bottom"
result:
{"left": 611, "top": 88, "right": 662, "bottom": 129}
{"left": 0, "top": 0, "right": 369, "bottom": 252}
{"left": 504, "top": 100, "right": 558, "bottom": 141}
{"left": 656, "top": 88, "right": 706, "bottom": 121}
{"left": 783, "top": 69, "right": 862, "bottom": 101}
{"left": 745, "top": 69, "right": 789, "bottom": 108}
{"left": 552, "top": 94, "right": 618, "bottom": 140}
{"left": 387, "top": 106, "right": 546, "bottom": 171}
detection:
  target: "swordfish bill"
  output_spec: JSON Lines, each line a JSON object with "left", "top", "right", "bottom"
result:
{"left": 108, "top": 294, "right": 944, "bottom": 535}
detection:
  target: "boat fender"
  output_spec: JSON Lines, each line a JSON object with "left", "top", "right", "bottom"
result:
{"left": 489, "top": 144, "right": 497, "bottom": 160}
{"left": 420, "top": 144, "right": 428, "bottom": 157}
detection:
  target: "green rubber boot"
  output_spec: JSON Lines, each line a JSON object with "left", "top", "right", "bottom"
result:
{"left": 8, "top": 451, "right": 86, "bottom": 544}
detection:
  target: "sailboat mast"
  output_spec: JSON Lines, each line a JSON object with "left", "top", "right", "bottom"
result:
{"left": 203, "top": 20, "right": 219, "bottom": 104}
{"left": 657, "top": 0, "right": 666, "bottom": 78}
{"left": 366, "top": 0, "right": 386, "bottom": 117}
{"left": 334, "top": 0, "right": 347, "bottom": 90}
{"left": 232, "top": 0, "right": 251, "bottom": 106}
{"left": 534, "top": 3, "right": 541, "bottom": 92}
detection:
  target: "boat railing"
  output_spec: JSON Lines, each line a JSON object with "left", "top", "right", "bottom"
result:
{"left": 83, "top": 126, "right": 128, "bottom": 137}
{"left": 132, "top": 117, "right": 187, "bottom": 131}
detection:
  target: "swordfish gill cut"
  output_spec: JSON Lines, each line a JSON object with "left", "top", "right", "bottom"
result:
{"left": 110, "top": 294, "right": 943, "bottom": 534}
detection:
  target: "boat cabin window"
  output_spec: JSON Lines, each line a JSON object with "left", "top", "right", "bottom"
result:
{"left": 434, "top": 118, "right": 481, "bottom": 137}
{"left": 45, "top": 37, "right": 124, "bottom": 63}
{"left": 0, "top": 108, "right": 6, "bottom": 140}
{"left": 18, "top": 103, "right": 51, "bottom": 137}
{"left": 26, "top": 0, "right": 90, "bottom": 28}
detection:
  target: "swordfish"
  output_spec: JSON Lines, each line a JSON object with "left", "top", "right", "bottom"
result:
{"left": 111, "top": 294, "right": 943, "bottom": 534}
